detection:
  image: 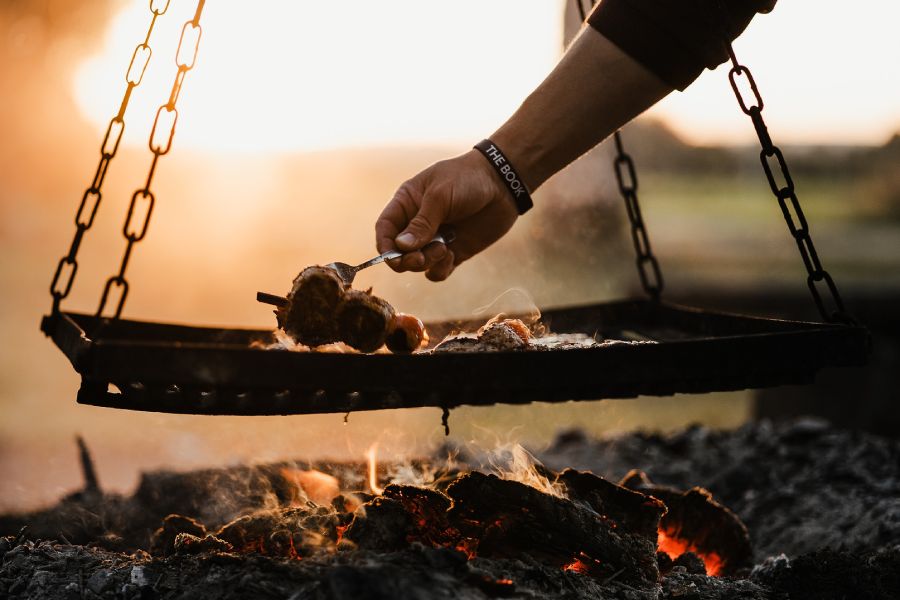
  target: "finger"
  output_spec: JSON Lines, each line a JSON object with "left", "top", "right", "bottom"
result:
{"left": 377, "top": 183, "right": 421, "bottom": 271}
{"left": 396, "top": 188, "right": 448, "bottom": 251}
{"left": 397, "top": 250, "right": 426, "bottom": 272}
{"left": 379, "top": 221, "right": 404, "bottom": 271}
{"left": 451, "top": 242, "right": 473, "bottom": 267}
{"left": 421, "top": 241, "right": 448, "bottom": 269}
{"left": 426, "top": 250, "right": 456, "bottom": 281}
{"left": 385, "top": 256, "right": 403, "bottom": 271}
{"left": 376, "top": 216, "right": 400, "bottom": 256}
{"left": 376, "top": 201, "right": 406, "bottom": 255}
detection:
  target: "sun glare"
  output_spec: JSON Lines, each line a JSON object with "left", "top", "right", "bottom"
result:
{"left": 647, "top": 0, "right": 900, "bottom": 146}
{"left": 73, "top": 1, "right": 898, "bottom": 153}
{"left": 73, "top": 1, "right": 564, "bottom": 154}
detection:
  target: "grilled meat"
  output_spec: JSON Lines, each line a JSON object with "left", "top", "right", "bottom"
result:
{"left": 386, "top": 313, "right": 429, "bottom": 353}
{"left": 275, "top": 265, "right": 427, "bottom": 354}
{"left": 335, "top": 290, "right": 394, "bottom": 354}
{"left": 277, "top": 266, "right": 346, "bottom": 346}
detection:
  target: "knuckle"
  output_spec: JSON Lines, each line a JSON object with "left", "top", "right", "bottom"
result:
{"left": 375, "top": 216, "right": 393, "bottom": 233}
{"left": 424, "top": 242, "right": 447, "bottom": 259}
{"left": 410, "top": 213, "right": 436, "bottom": 233}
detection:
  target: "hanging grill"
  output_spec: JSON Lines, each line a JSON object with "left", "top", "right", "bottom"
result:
{"left": 43, "top": 302, "right": 867, "bottom": 416}
{"left": 43, "top": 0, "right": 870, "bottom": 418}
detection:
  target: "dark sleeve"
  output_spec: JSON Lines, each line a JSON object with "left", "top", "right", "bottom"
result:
{"left": 587, "top": 0, "right": 773, "bottom": 91}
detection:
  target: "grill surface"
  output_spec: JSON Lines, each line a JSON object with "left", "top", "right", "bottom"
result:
{"left": 41, "top": 300, "right": 870, "bottom": 416}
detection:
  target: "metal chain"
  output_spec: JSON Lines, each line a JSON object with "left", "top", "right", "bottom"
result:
{"left": 611, "top": 131, "right": 664, "bottom": 300}
{"left": 97, "top": 0, "right": 206, "bottom": 319}
{"left": 575, "top": 0, "right": 663, "bottom": 300}
{"left": 49, "top": 0, "right": 172, "bottom": 315}
{"left": 722, "top": 43, "right": 852, "bottom": 324}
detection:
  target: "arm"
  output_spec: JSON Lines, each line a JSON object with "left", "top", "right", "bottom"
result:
{"left": 376, "top": 27, "right": 668, "bottom": 281}
{"left": 376, "top": 1, "right": 773, "bottom": 281}
{"left": 491, "top": 28, "right": 671, "bottom": 193}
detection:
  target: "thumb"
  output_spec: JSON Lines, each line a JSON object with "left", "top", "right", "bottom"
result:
{"left": 395, "top": 191, "right": 446, "bottom": 251}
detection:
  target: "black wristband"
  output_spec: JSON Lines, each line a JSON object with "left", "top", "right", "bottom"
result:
{"left": 474, "top": 139, "right": 533, "bottom": 215}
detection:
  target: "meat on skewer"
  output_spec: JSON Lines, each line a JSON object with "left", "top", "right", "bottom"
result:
{"left": 273, "top": 265, "right": 428, "bottom": 353}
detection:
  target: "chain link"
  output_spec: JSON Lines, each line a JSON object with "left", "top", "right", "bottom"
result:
{"left": 575, "top": 0, "right": 664, "bottom": 300}
{"left": 97, "top": 0, "right": 206, "bottom": 319}
{"left": 49, "top": 0, "right": 170, "bottom": 315}
{"left": 723, "top": 44, "right": 852, "bottom": 324}
{"left": 612, "top": 132, "right": 664, "bottom": 300}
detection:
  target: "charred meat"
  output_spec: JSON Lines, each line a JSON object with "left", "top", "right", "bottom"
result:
{"left": 276, "top": 266, "right": 346, "bottom": 346}
{"left": 274, "top": 266, "right": 427, "bottom": 353}
{"left": 335, "top": 290, "right": 394, "bottom": 354}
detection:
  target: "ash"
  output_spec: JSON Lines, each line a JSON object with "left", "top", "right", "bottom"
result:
{"left": 540, "top": 417, "right": 900, "bottom": 561}
{"left": 2, "top": 419, "right": 899, "bottom": 600}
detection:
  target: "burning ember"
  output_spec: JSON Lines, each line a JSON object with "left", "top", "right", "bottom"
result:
{"left": 5, "top": 422, "right": 898, "bottom": 599}
{"left": 128, "top": 445, "right": 751, "bottom": 590}
{"left": 563, "top": 552, "right": 603, "bottom": 575}
{"left": 622, "top": 469, "right": 752, "bottom": 577}
{"left": 657, "top": 528, "right": 725, "bottom": 576}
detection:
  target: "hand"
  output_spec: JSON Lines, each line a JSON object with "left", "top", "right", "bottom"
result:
{"left": 376, "top": 149, "right": 519, "bottom": 281}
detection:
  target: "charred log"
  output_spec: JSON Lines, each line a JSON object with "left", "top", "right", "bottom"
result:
{"left": 172, "top": 532, "right": 233, "bottom": 555}
{"left": 344, "top": 496, "right": 415, "bottom": 552}
{"left": 76, "top": 436, "right": 101, "bottom": 497}
{"left": 445, "top": 472, "right": 659, "bottom": 587}
{"left": 215, "top": 505, "right": 342, "bottom": 557}
{"left": 3, "top": 422, "right": 900, "bottom": 599}
{"left": 622, "top": 469, "right": 753, "bottom": 576}
{"left": 556, "top": 468, "right": 666, "bottom": 540}
{"left": 151, "top": 514, "right": 207, "bottom": 556}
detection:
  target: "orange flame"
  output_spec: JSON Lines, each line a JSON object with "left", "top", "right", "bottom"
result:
{"left": 365, "top": 443, "right": 384, "bottom": 495}
{"left": 280, "top": 467, "right": 341, "bottom": 506}
{"left": 657, "top": 528, "right": 724, "bottom": 576}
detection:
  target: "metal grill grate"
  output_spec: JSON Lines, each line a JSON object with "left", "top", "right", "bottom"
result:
{"left": 42, "top": 301, "right": 870, "bottom": 416}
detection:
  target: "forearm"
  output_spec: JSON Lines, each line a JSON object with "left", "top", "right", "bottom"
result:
{"left": 490, "top": 26, "right": 672, "bottom": 191}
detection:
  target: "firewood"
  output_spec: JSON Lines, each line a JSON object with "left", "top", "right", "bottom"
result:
{"left": 622, "top": 469, "right": 752, "bottom": 575}
{"left": 556, "top": 468, "right": 666, "bottom": 540}
{"left": 444, "top": 472, "right": 659, "bottom": 587}
{"left": 76, "top": 436, "right": 101, "bottom": 497}
{"left": 150, "top": 514, "right": 207, "bottom": 556}
{"left": 215, "top": 506, "right": 341, "bottom": 557}
{"left": 172, "top": 532, "right": 233, "bottom": 555}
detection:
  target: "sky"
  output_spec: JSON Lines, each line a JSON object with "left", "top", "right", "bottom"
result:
{"left": 73, "top": 0, "right": 900, "bottom": 153}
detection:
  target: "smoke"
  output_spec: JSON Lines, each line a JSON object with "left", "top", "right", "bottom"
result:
{"left": 478, "top": 442, "right": 565, "bottom": 498}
